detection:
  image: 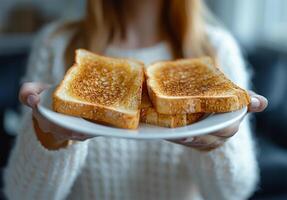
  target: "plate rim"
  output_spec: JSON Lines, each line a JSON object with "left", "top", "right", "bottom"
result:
{"left": 38, "top": 87, "right": 247, "bottom": 140}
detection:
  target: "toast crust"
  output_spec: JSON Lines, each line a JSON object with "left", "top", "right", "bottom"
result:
{"left": 53, "top": 49, "right": 144, "bottom": 129}
{"left": 140, "top": 106, "right": 203, "bottom": 128}
{"left": 146, "top": 57, "right": 250, "bottom": 114}
{"left": 53, "top": 95, "right": 140, "bottom": 129}
{"left": 140, "top": 83, "right": 203, "bottom": 128}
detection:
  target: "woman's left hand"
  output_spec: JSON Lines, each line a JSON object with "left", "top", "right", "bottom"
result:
{"left": 169, "top": 91, "right": 268, "bottom": 151}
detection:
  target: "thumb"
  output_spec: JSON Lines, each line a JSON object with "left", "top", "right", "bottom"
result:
{"left": 19, "top": 82, "right": 50, "bottom": 109}
{"left": 248, "top": 92, "right": 268, "bottom": 113}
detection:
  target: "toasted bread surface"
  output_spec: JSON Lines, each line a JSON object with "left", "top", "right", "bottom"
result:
{"left": 53, "top": 49, "right": 144, "bottom": 129}
{"left": 140, "top": 84, "right": 203, "bottom": 128}
{"left": 146, "top": 57, "right": 250, "bottom": 114}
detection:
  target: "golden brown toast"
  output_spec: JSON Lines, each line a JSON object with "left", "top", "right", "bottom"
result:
{"left": 53, "top": 49, "right": 144, "bottom": 129}
{"left": 146, "top": 57, "right": 250, "bottom": 114}
{"left": 140, "top": 84, "right": 204, "bottom": 128}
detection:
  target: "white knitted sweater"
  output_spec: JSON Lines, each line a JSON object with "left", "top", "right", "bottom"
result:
{"left": 4, "top": 21, "right": 258, "bottom": 200}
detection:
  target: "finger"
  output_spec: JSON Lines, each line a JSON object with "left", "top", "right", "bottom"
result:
{"left": 169, "top": 121, "right": 240, "bottom": 148}
{"left": 248, "top": 93, "right": 268, "bottom": 113}
{"left": 167, "top": 135, "right": 225, "bottom": 151}
{"left": 53, "top": 131, "right": 94, "bottom": 141}
{"left": 211, "top": 123, "right": 240, "bottom": 138}
{"left": 19, "top": 82, "right": 50, "bottom": 108}
{"left": 33, "top": 108, "right": 95, "bottom": 141}
{"left": 46, "top": 121, "right": 88, "bottom": 140}
{"left": 189, "top": 136, "right": 226, "bottom": 151}
{"left": 167, "top": 137, "right": 194, "bottom": 144}
{"left": 38, "top": 119, "right": 93, "bottom": 141}
{"left": 195, "top": 140, "right": 225, "bottom": 152}
{"left": 175, "top": 135, "right": 222, "bottom": 148}
{"left": 68, "top": 132, "right": 95, "bottom": 141}
{"left": 39, "top": 119, "right": 94, "bottom": 141}
{"left": 186, "top": 135, "right": 219, "bottom": 147}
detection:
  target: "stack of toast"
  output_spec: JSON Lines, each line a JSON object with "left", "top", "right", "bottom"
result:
{"left": 53, "top": 49, "right": 250, "bottom": 129}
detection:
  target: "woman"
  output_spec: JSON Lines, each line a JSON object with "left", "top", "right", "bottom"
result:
{"left": 4, "top": 0, "right": 267, "bottom": 199}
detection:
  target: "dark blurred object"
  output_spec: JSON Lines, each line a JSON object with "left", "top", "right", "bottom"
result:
{"left": 248, "top": 46, "right": 287, "bottom": 199}
{"left": 1, "top": 3, "right": 45, "bottom": 34}
{"left": 249, "top": 46, "right": 287, "bottom": 147}
{"left": 0, "top": 51, "right": 27, "bottom": 165}
{"left": 0, "top": 3, "right": 49, "bottom": 198}
{"left": 0, "top": 54, "right": 27, "bottom": 109}
{"left": 0, "top": 52, "right": 28, "bottom": 200}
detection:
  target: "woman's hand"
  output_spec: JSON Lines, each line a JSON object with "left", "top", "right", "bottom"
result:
{"left": 169, "top": 91, "right": 268, "bottom": 151}
{"left": 19, "top": 82, "right": 94, "bottom": 149}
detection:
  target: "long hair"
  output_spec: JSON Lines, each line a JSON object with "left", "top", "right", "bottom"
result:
{"left": 80, "top": 0, "right": 215, "bottom": 58}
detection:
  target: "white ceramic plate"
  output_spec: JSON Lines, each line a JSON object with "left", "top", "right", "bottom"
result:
{"left": 38, "top": 87, "right": 247, "bottom": 140}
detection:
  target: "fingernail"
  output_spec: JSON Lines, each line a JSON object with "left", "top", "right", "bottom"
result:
{"left": 250, "top": 97, "right": 260, "bottom": 109}
{"left": 27, "top": 95, "right": 37, "bottom": 107}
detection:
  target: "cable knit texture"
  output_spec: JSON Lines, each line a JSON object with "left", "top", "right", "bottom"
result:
{"left": 4, "top": 20, "right": 258, "bottom": 200}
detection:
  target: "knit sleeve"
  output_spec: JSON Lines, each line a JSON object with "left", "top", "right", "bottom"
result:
{"left": 21, "top": 22, "right": 61, "bottom": 84}
{"left": 4, "top": 111, "right": 89, "bottom": 200}
{"left": 4, "top": 23, "right": 89, "bottom": 200}
{"left": 183, "top": 119, "right": 258, "bottom": 200}
{"left": 183, "top": 27, "right": 258, "bottom": 200}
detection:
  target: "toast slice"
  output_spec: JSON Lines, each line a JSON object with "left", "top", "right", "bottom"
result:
{"left": 146, "top": 57, "right": 250, "bottom": 114}
{"left": 140, "top": 84, "right": 203, "bottom": 128}
{"left": 53, "top": 49, "right": 144, "bottom": 129}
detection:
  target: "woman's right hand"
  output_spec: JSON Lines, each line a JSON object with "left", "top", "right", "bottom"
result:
{"left": 19, "top": 82, "right": 94, "bottom": 149}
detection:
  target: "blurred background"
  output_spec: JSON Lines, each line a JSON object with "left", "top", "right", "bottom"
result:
{"left": 0, "top": 0, "right": 286, "bottom": 199}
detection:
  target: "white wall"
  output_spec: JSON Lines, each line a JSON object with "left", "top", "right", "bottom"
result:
{"left": 209, "top": 0, "right": 287, "bottom": 50}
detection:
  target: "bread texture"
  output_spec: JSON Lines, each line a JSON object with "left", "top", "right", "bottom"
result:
{"left": 146, "top": 57, "right": 250, "bottom": 114}
{"left": 53, "top": 49, "right": 144, "bottom": 129}
{"left": 140, "top": 83, "right": 203, "bottom": 128}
